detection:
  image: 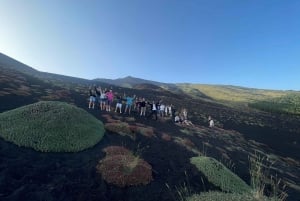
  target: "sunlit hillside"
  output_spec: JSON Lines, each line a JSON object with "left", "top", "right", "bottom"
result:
{"left": 177, "top": 83, "right": 300, "bottom": 115}
{"left": 177, "top": 84, "right": 286, "bottom": 103}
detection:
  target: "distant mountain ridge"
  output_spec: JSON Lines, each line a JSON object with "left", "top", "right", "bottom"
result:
{"left": 94, "top": 76, "right": 164, "bottom": 87}
{"left": 94, "top": 76, "right": 181, "bottom": 91}
{"left": 0, "top": 52, "right": 91, "bottom": 85}
{"left": 0, "top": 52, "right": 37, "bottom": 74}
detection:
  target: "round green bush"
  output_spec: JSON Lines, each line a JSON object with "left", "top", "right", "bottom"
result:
{"left": 0, "top": 101, "right": 105, "bottom": 152}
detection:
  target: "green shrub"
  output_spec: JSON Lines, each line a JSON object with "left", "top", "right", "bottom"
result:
{"left": 0, "top": 101, "right": 105, "bottom": 152}
{"left": 190, "top": 156, "right": 251, "bottom": 194}
{"left": 186, "top": 191, "right": 279, "bottom": 201}
{"left": 249, "top": 93, "right": 300, "bottom": 115}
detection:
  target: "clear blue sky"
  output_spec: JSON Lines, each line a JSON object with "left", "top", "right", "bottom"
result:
{"left": 0, "top": 0, "right": 300, "bottom": 90}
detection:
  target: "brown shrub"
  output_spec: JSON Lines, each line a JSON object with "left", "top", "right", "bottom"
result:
{"left": 161, "top": 133, "right": 172, "bottom": 141}
{"left": 97, "top": 146, "right": 153, "bottom": 187}
{"left": 105, "top": 122, "right": 136, "bottom": 140}
{"left": 182, "top": 138, "right": 196, "bottom": 148}
{"left": 136, "top": 126, "right": 155, "bottom": 138}
{"left": 129, "top": 125, "right": 138, "bottom": 133}
{"left": 102, "top": 114, "right": 120, "bottom": 123}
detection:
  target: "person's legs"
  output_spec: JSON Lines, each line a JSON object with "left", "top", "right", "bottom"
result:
{"left": 106, "top": 100, "right": 111, "bottom": 111}
{"left": 108, "top": 101, "right": 111, "bottom": 111}
{"left": 115, "top": 103, "right": 117, "bottom": 112}
{"left": 88, "top": 96, "right": 92, "bottom": 108}
{"left": 128, "top": 105, "right": 132, "bottom": 114}
{"left": 102, "top": 101, "right": 106, "bottom": 111}
{"left": 140, "top": 107, "right": 145, "bottom": 116}
{"left": 119, "top": 103, "right": 123, "bottom": 113}
{"left": 100, "top": 100, "right": 104, "bottom": 110}
{"left": 92, "top": 97, "right": 95, "bottom": 109}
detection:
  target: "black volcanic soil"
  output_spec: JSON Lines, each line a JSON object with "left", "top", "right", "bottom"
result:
{"left": 1, "top": 106, "right": 300, "bottom": 201}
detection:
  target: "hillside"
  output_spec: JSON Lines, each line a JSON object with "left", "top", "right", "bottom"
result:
{"left": 177, "top": 83, "right": 300, "bottom": 115}
{"left": 0, "top": 53, "right": 300, "bottom": 201}
{"left": 0, "top": 53, "right": 94, "bottom": 89}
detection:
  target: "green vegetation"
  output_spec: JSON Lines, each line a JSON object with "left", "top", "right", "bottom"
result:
{"left": 178, "top": 84, "right": 300, "bottom": 115}
{"left": 177, "top": 84, "right": 286, "bottom": 103}
{"left": 104, "top": 122, "right": 135, "bottom": 139}
{"left": 186, "top": 191, "right": 281, "bottom": 201}
{"left": 249, "top": 153, "right": 287, "bottom": 201}
{"left": 190, "top": 156, "right": 251, "bottom": 194}
{"left": 0, "top": 101, "right": 105, "bottom": 152}
{"left": 249, "top": 93, "right": 300, "bottom": 115}
{"left": 188, "top": 154, "right": 287, "bottom": 201}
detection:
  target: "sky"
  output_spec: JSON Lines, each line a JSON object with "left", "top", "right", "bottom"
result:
{"left": 0, "top": 0, "right": 300, "bottom": 90}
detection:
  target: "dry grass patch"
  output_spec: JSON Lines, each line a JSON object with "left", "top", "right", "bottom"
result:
{"left": 105, "top": 122, "right": 135, "bottom": 140}
{"left": 96, "top": 146, "right": 153, "bottom": 187}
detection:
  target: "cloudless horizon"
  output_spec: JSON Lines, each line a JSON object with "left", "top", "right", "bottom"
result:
{"left": 1, "top": 0, "right": 300, "bottom": 90}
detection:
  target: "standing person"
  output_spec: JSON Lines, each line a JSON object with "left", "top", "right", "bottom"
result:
{"left": 105, "top": 89, "right": 114, "bottom": 112}
{"left": 95, "top": 86, "right": 101, "bottom": 109}
{"left": 156, "top": 100, "right": 161, "bottom": 118}
{"left": 165, "top": 104, "right": 169, "bottom": 116}
{"left": 140, "top": 98, "right": 146, "bottom": 116}
{"left": 99, "top": 87, "right": 107, "bottom": 110}
{"left": 115, "top": 93, "right": 124, "bottom": 113}
{"left": 168, "top": 104, "right": 172, "bottom": 117}
{"left": 124, "top": 94, "right": 136, "bottom": 115}
{"left": 88, "top": 86, "right": 96, "bottom": 109}
{"left": 159, "top": 103, "right": 165, "bottom": 117}
{"left": 171, "top": 104, "right": 176, "bottom": 117}
{"left": 134, "top": 97, "right": 141, "bottom": 114}
{"left": 147, "top": 100, "right": 158, "bottom": 120}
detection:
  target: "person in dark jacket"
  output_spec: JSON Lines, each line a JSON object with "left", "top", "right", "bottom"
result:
{"left": 147, "top": 101, "right": 159, "bottom": 120}
{"left": 88, "top": 86, "right": 96, "bottom": 109}
{"left": 140, "top": 98, "right": 146, "bottom": 116}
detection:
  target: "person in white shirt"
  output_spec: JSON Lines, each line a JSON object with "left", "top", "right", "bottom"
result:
{"left": 209, "top": 117, "right": 215, "bottom": 128}
{"left": 159, "top": 103, "right": 165, "bottom": 117}
{"left": 174, "top": 115, "right": 180, "bottom": 123}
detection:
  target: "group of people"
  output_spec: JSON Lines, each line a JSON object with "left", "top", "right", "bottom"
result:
{"left": 88, "top": 86, "right": 113, "bottom": 111}
{"left": 88, "top": 85, "right": 215, "bottom": 127}
{"left": 174, "top": 108, "right": 193, "bottom": 126}
{"left": 88, "top": 86, "right": 175, "bottom": 119}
